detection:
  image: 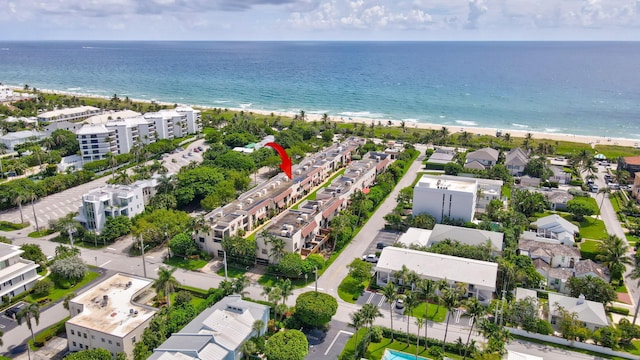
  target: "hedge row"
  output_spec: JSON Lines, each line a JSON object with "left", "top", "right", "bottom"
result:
{"left": 32, "top": 316, "right": 70, "bottom": 348}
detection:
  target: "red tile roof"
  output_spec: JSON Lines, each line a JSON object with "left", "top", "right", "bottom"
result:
{"left": 623, "top": 156, "right": 640, "bottom": 166}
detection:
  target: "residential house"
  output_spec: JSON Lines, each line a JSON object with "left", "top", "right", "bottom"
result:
{"left": 619, "top": 156, "right": 640, "bottom": 178}
{"left": 0, "top": 243, "right": 41, "bottom": 304}
{"left": 75, "top": 179, "right": 158, "bottom": 232}
{"left": 65, "top": 273, "right": 157, "bottom": 359}
{"left": 413, "top": 174, "right": 477, "bottom": 223}
{"left": 428, "top": 224, "right": 503, "bottom": 255}
{"left": 0, "top": 130, "right": 48, "bottom": 151}
{"left": 505, "top": 148, "right": 529, "bottom": 176}
{"left": 37, "top": 106, "right": 101, "bottom": 123}
{"left": 57, "top": 155, "right": 84, "bottom": 173}
{"left": 532, "top": 188, "right": 573, "bottom": 211}
{"left": 427, "top": 148, "right": 455, "bottom": 166}
{"left": 518, "top": 175, "right": 541, "bottom": 187}
{"left": 149, "top": 295, "right": 269, "bottom": 360}
{"left": 548, "top": 293, "right": 608, "bottom": 331}
{"left": 375, "top": 247, "right": 497, "bottom": 304}
{"left": 514, "top": 288, "right": 538, "bottom": 305}
{"left": 529, "top": 214, "right": 579, "bottom": 246}
{"left": 518, "top": 239, "right": 581, "bottom": 292}
{"left": 574, "top": 259, "right": 609, "bottom": 282}
{"left": 549, "top": 166, "right": 571, "bottom": 185}
{"left": 464, "top": 147, "right": 499, "bottom": 170}
{"left": 397, "top": 227, "right": 432, "bottom": 248}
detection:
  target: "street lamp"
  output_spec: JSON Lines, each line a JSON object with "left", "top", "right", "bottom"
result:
{"left": 139, "top": 235, "right": 149, "bottom": 278}
{"left": 223, "top": 250, "right": 228, "bottom": 280}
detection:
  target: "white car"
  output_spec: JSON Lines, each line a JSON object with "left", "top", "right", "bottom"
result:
{"left": 362, "top": 254, "right": 379, "bottom": 263}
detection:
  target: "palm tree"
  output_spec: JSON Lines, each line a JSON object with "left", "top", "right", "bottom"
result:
{"left": 240, "top": 340, "right": 257, "bottom": 360}
{"left": 433, "top": 279, "right": 448, "bottom": 315}
{"left": 380, "top": 282, "right": 398, "bottom": 340}
{"left": 415, "top": 317, "right": 424, "bottom": 358}
{"left": 277, "top": 278, "right": 293, "bottom": 305}
{"left": 348, "top": 310, "right": 366, "bottom": 360}
{"left": 394, "top": 265, "right": 411, "bottom": 292}
{"left": 595, "top": 186, "right": 611, "bottom": 221}
{"left": 63, "top": 292, "right": 77, "bottom": 311}
{"left": 12, "top": 193, "right": 25, "bottom": 224}
{"left": 404, "top": 291, "right": 420, "bottom": 339}
{"left": 232, "top": 275, "right": 251, "bottom": 296}
{"left": 265, "top": 233, "right": 286, "bottom": 263}
{"left": 463, "top": 297, "right": 486, "bottom": 359}
{"left": 416, "top": 279, "right": 435, "bottom": 348}
{"left": 28, "top": 191, "right": 39, "bottom": 232}
{"left": 596, "top": 234, "right": 633, "bottom": 282}
{"left": 360, "top": 303, "right": 383, "bottom": 332}
{"left": 17, "top": 302, "right": 40, "bottom": 359}
{"left": 441, "top": 287, "right": 462, "bottom": 352}
{"left": 106, "top": 152, "right": 117, "bottom": 180}
{"left": 153, "top": 267, "right": 181, "bottom": 307}
{"left": 252, "top": 319, "right": 265, "bottom": 337}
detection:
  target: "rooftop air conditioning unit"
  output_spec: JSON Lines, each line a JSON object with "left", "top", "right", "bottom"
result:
{"left": 247, "top": 198, "right": 254, "bottom": 204}
{"left": 281, "top": 230, "right": 288, "bottom": 237}
{"left": 276, "top": 181, "right": 281, "bottom": 186}
{"left": 317, "top": 200, "right": 323, "bottom": 207}
{"left": 237, "top": 203, "right": 243, "bottom": 210}
{"left": 297, "top": 217, "right": 304, "bottom": 224}
{"left": 271, "top": 183, "right": 277, "bottom": 189}
{"left": 301, "top": 214, "right": 309, "bottom": 221}
{"left": 287, "top": 224, "right": 294, "bottom": 232}
{"left": 295, "top": 169, "right": 302, "bottom": 175}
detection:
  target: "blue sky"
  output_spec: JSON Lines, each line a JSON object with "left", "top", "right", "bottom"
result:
{"left": 1, "top": 0, "right": 638, "bottom": 40}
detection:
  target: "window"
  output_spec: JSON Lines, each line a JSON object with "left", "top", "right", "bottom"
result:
{"left": 199, "top": 237, "right": 205, "bottom": 243}
{"left": 71, "top": 330, "right": 75, "bottom": 335}
{"left": 73, "top": 341, "right": 77, "bottom": 347}
{"left": 84, "top": 333, "right": 87, "bottom": 339}
{"left": 79, "top": 344, "right": 83, "bottom": 349}
{"left": 262, "top": 248, "right": 267, "bottom": 255}
{"left": 102, "top": 338, "right": 105, "bottom": 343}
{"left": 92, "top": 335, "right": 95, "bottom": 339}
{"left": 116, "top": 342, "right": 120, "bottom": 347}
{"left": 131, "top": 336, "right": 136, "bottom": 343}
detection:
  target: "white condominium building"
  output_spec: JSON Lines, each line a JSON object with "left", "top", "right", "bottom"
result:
{"left": 175, "top": 106, "right": 202, "bottom": 134}
{"left": 144, "top": 110, "right": 187, "bottom": 139}
{"left": 65, "top": 273, "right": 157, "bottom": 359}
{"left": 0, "top": 243, "right": 41, "bottom": 304}
{"left": 106, "top": 117, "right": 156, "bottom": 155}
{"left": 413, "top": 174, "right": 478, "bottom": 223}
{"left": 77, "top": 125, "right": 117, "bottom": 162}
{"left": 75, "top": 179, "right": 157, "bottom": 232}
{"left": 37, "top": 106, "right": 102, "bottom": 123}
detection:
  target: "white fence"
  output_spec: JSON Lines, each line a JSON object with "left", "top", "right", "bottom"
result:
{"left": 507, "top": 327, "right": 640, "bottom": 360}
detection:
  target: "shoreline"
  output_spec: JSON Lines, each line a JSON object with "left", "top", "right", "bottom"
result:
{"left": 11, "top": 85, "right": 640, "bottom": 149}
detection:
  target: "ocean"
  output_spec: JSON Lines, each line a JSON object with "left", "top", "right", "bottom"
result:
{"left": 0, "top": 41, "right": 638, "bottom": 139}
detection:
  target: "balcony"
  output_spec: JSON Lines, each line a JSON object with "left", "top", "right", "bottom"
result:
{"left": 300, "top": 231, "right": 330, "bottom": 258}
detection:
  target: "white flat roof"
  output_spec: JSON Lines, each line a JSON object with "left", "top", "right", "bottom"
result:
{"left": 85, "top": 110, "right": 141, "bottom": 124}
{"left": 67, "top": 273, "right": 156, "bottom": 337}
{"left": 397, "top": 228, "right": 432, "bottom": 248}
{"left": 76, "top": 124, "right": 110, "bottom": 135}
{"left": 415, "top": 174, "right": 477, "bottom": 193}
{"left": 38, "top": 106, "right": 100, "bottom": 119}
{"left": 375, "top": 247, "right": 498, "bottom": 290}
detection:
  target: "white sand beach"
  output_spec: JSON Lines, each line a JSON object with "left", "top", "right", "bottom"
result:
{"left": 18, "top": 86, "right": 639, "bottom": 149}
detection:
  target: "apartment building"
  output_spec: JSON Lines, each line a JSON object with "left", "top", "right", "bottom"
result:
{"left": 75, "top": 179, "right": 158, "bottom": 232}
{"left": 144, "top": 110, "right": 187, "bottom": 139}
{"left": 106, "top": 117, "right": 156, "bottom": 155}
{"left": 413, "top": 174, "right": 478, "bottom": 223}
{"left": 76, "top": 125, "right": 117, "bottom": 162}
{"left": 175, "top": 106, "right": 202, "bottom": 134}
{"left": 0, "top": 130, "right": 48, "bottom": 151}
{"left": 195, "top": 140, "right": 361, "bottom": 259}
{"left": 37, "top": 106, "right": 101, "bottom": 123}
{"left": 65, "top": 273, "right": 157, "bottom": 358}
{"left": 437, "top": 175, "right": 503, "bottom": 211}
{"left": 0, "top": 243, "right": 41, "bottom": 304}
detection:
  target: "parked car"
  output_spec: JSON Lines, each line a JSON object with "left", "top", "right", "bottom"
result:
{"left": 395, "top": 298, "right": 405, "bottom": 309}
{"left": 197, "top": 146, "right": 204, "bottom": 151}
{"left": 376, "top": 242, "right": 389, "bottom": 249}
{"left": 362, "top": 254, "right": 378, "bottom": 263}
{"left": 4, "top": 303, "right": 26, "bottom": 318}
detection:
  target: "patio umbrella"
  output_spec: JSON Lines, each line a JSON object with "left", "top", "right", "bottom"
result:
{"left": 594, "top": 153, "right": 606, "bottom": 160}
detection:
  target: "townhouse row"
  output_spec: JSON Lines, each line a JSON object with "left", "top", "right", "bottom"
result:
{"left": 195, "top": 138, "right": 395, "bottom": 264}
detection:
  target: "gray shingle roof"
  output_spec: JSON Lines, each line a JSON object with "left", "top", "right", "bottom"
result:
{"left": 549, "top": 293, "right": 608, "bottom": 327}
{"left": 518, "top": 239, "right": 581, "bottom": 258}
{"left": 532, "top": 214, "right": 579, "bottom": 235}
{"left": 466, "top": 147, "right": 499, "bottom": 162}
{"left": 429, "top": 224, "right": 504, "bottom": 251}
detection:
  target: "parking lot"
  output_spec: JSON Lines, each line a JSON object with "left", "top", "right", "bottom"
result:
{"left": 361, "top": 230, "right": 400, "bottom": 258}
{"left": 0, "top": 302, "right": 27, "bottom": 333}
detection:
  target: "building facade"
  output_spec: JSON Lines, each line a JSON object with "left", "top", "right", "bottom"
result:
{"left": 76, "top": 125, "right": 117, "bottom": 162}
{"left": 0, "top": 243, "right": 41, "bottom": 304}
{"left": 75, "top": 179, "right": 157, "bottom": 232}
{"left": 0, "top": 130, "right": 48, "bottom": 151}
{"left": 413, "top": 174, "right": 477, "bottom": 223}
{"left": 37, "top": 106, "right": 101, "bottom": 123}
{"left": 65, "top": 273, "right": 157, "bottom": 358}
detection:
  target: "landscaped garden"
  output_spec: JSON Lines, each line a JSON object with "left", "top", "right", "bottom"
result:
{"left": 163, "top": 256, "right": 208, "bottom": 271}
{"left": 27, "top": 270, "right": 100, "bottom": 306}
{"left": 579, "top": 239, "right": 601, "bottom": 260}
{"left": 0, "top": 221, "right": 29, "bottom": 231}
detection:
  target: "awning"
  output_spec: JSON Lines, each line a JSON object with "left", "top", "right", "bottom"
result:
{"left": 277, "top": 201, "right": 285, "bottom": 208}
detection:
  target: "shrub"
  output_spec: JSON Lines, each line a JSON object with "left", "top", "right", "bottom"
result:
{"left": 607, "top": 306, "right": 630, "bottom": 316}
{"left": 295, "top": 291, "right": 338, "bottom": 328}
{"left": 264, "top": 329, "right": 308, "bottom": 360}
{"left": 536, "top": 319, "right": 553, "bottom": 335}
{"left": 174, "top": 291, "right": 193, "bottom": 306}
{"left": 370, "top": 326, "right": 383, "bottom": 343}
{"left": 31, "top": 279, "right": 53, "bottom": 297}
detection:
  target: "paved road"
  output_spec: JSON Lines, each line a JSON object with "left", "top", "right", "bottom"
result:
{"left": 0, "top": 139, "right": 207, "bottom": 227}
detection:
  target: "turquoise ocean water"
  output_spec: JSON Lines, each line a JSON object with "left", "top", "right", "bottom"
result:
{"left": 0, "top": 41, "right": 638, "bottom": 139}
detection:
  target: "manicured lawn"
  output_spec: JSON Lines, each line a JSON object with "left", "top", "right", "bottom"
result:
{"left": 215, "top": 265, "right": 247, "bottom": 279}
{"left": 570, "top": 196, "right": 599, "bottom": 215}
{"left": 577, "top": 218, "right": 608, "bottom": 240}
{"left": 409, "top": 302, "right": 447, "bottom": 323}
{"left": 626, "top": 235, "right": 640, "bottom": 247}
{"left": 593, "top": 145, "right": 640, "bottom": 159}
{"left": 27, "top": 271, "right": 100, "bottom": 306}
{"left": 257, "top": 273, "right": 308, "bottom": 288}
{"left": 580, "top": 239, "right": 601, "bottom": 260}
{"left": 501, "top": 185, "right": 511, "bottom": 199}
{"left": 163, "top": 256, "right": 207, "bottom": 271}
{"left": 340, "top": 328, "right": 464, "bottom": 360}
{"left": 0, "top": 221, "right": 29, "bottom": 231}
{"left": 615, "top": 283, "right": 628, "bottom": 293}
{"left": 610, "top": 192, "right": 624, "bottom": 213}
{"left": 622, "top": 340, "right": 640, "bottom": 356}
{"left": 169, "top": 292, "right": 205, "bottom": 308}
{"left": 28, "top": 229, "right": 55, "bottom": 238}
{"left": 338, "top": 275, "right": 367, "bottom": 303}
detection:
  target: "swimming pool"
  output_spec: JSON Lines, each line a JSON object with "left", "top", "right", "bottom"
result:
{"left": 381, "top": 349, "right": 430, "bottom": 360}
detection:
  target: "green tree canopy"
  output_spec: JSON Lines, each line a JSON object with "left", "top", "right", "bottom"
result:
{"left": 50, "top": 256, "right": 86, "bottom": 285}
{"left": 566, "top": 199, "right": 597, "bottom": 221}
{"left": 19, "top": 243, "right": 47, "bottom": 267}
{"left": 169, "top": 233, "right": 199, "bottom": 257}
{"left": 264, "top": 329, "right": 308, "bottom": 360}
{"left": 295, "top": 291, "right": 338, "bottom": 327}
{"left": 213, "top": 151, "right": 256, "bottom": 172}
{"left": 64, "top": 348, "right": 121, "bottom": 360}
{"left": 347, "top": 257, "right": 373, "bottom": 283}
{"left": 566, "top": 275, "right": 617, "bottom": 304}
{"left": 221, "top": 235, "right": 257, "bottom": 266}
{"left": 174, "top": 166, "right": 225, "bottom": 206}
